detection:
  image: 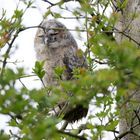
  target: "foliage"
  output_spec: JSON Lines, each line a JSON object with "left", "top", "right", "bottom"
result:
{"left": 0, "top": 0, "right": 140, "bottom": 140}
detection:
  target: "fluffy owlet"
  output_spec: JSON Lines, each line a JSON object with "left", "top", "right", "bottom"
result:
{"left": 34, "top": 19, "right": 88, "bottom": 122}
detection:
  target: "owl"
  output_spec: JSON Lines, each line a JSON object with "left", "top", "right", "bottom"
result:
{"left": 34, "top": 19, "right": 88, "bottom": 122}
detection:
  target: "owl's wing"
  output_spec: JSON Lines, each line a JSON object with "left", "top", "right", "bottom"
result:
{"left": 49, "top": 49, "right": 88, "bottom": 123}
{"left": 63, "top": 49, "right": 88, "bottom": 80}
{"left": 58, "top": 49, "right": 88, "bottom": 122}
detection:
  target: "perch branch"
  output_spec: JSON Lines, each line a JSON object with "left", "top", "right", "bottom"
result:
{"left": 58, "top": 130, "right": 87, "bottom": 140}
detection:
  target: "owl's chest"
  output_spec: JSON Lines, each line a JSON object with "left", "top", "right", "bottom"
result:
{"left": 43, "top": 51, "right": 66, "bottom": 86}
{"left": 43, "top": 49, "right": 66, "bottom": 76}
{"left": 46, "top": 55, "right": 64, "bottom": 69}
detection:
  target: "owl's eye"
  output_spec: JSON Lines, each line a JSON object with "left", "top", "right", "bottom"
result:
{"left": 38, "top": 34, "right": 46, "bottom": 44}
{"left": 38, "top": 35, "right": 44, "bottom": 38}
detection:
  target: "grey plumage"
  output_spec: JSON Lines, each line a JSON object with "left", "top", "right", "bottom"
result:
{"left": 34, "top": 19, "right": 88, "bottom": 122}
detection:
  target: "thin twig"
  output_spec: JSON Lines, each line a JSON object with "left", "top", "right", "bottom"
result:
{"left": 57, "top": 16, "right": 92, "bottom": 19}
{"left": 0, "top": 33, "right": 18, "bottom": 77}
{"left": 0, "top": 59, "right": 23, "bottom": 65}
{"left": 92, "top": 58, "right": 108, "bottom": 64}
{"left": 113, "top": 130, "right": 131, "bottom": 140}
{"left": 9, "top": 130, "right": 21, "bottom": 140}
{"left": 58, "top": 130, "right": 87, "bottom": 140}
{"left": 40, "top": 78, "right": 46, "bottom": 88}
{"left": 114, "top": 108, "right": 140, "bottom": 140}
{"left": 119, "top": 89, "right": 139, "bottom": 108}
{"left": 60, "top": 121, "right": 69, "bottom": 131}
{"left": 135, "top": 109, "right": 140, "bottom": 123}
{"left": 18, "top": 25, "right": 87, "bottom": 32}
{"left": 19, "top": 78, "right": 28, "bottom": 89}
{"left": 42, "top": 0, "right": 55, "bottom": 6}
{"left": 114, "top": 27, "right": 140, "bottom": 47}
{"left": 18, "top": 74, "right": 36, "bottom": 79}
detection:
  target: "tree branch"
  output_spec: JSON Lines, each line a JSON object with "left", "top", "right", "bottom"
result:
{"left": 58, "top": 130, "right": 87, "bottom": 140}
{"left": 0, "top": 32, "right": 18, "bottom": 77}
{"left": 114, "top": 109, "right": 140, "bottom": 139}
{"left": 41, "top": 0, "right": 55, "bottom": 6}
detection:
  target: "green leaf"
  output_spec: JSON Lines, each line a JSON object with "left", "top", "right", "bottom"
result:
{"left": 33, "top": 61, "right": 45, "bottom": 79}
{"left": 12, "top": 10, "right": 23, "bottom": 19}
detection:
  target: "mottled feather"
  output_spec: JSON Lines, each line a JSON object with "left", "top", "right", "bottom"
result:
{"left": 34, "top": 19, "right": 88, "bottom": 122}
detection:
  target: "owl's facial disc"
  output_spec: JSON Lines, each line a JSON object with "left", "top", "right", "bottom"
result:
{"left": 47, "top": 30, "right": 58, "bottom": 43}
{"left": 45, "top": 29, "right": 63, "bottom": 48}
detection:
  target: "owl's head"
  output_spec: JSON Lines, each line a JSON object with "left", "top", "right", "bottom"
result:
{"left": 36, "top": 19, "right": 77, "bottom": 49}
